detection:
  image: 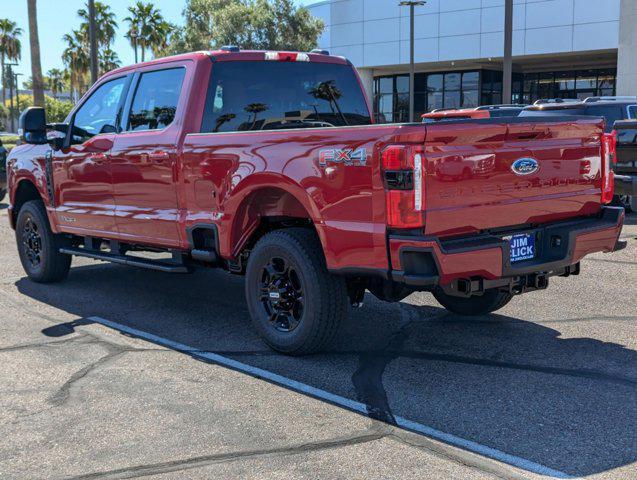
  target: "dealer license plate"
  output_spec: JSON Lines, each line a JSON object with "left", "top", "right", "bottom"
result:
{"left": 509, "top": 233, "right": 536, "bottom": 263}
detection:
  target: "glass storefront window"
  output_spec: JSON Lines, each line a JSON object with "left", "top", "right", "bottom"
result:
{"left": 378, "top": 77, "right": 393, "bottom": 95}
{"left": 427, "top": 74, "right": 443, "bottom": 92}
{"left": 378, "top": 93, "right": 393, "bottom": 119}
{"left": 444, "top": 91, "right": 461, "bottom": 109}
{"left": 556, "top": 71, "right": 575, "bottom": 92}
{"left": 577, "top": 70, "right": 597, "bottom": 89}
{"left": 462, "top": 90, "right": 478, "bottom": 108}
{"left": 428, "top": 92, "right": 443, "bottom": 111}
{"left": 462, "top": 72, "right": 479, "bottom": 90}
{"left": 373, "top": 68, "right": 616, "bottom": 123}
{"left": 444, "top": 73, "right": 461, "bottom": 91}
{"left": 598, "top": 69, "right": 616, "bottom": 91}
{"left": 396, "top": 75, "right": 409, "bottom": 94}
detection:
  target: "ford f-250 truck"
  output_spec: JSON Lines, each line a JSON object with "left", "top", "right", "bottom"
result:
{"left": 8, "top": 49, "right": 624, "bottom": 354}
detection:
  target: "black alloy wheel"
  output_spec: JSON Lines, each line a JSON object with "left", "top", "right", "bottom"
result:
{"left": 259, "top": 256, "right": 305, "bottom": 333}
{"left": 16, "top": 200, "right": 71, "bottom": 283}
{"left": 21, "top": 216, "right": 43, "bottom": 269}
{"left": 245, "top": 228, "right": 348, "bottom": 355}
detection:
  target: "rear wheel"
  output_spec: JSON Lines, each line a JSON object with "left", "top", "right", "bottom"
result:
{"left": 16, "top": 200, "right": 71, "bottom": 283}
{"left": 433, "top": 287, "right": 513, "bottom": 316}
{"left": 245, "top": 228, "right": 348, "bottom": 355}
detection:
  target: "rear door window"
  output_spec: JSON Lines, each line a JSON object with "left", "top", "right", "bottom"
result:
{"left": 628, "top": 106, "right": 637, "bottom": 119}
{"left": 126, "top": 68, "right": 185, "bottom": 132}
{"left": 201, "top": 61, "right": 372, "bottom": 133}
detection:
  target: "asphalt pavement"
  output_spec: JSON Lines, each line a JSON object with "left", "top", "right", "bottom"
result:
{"left": 0, "top": 201, "right": 635, "bottom": 480}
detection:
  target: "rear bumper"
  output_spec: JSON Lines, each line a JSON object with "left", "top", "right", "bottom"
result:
{"left": 389, "top": 206, "right": 625, "bottom": 289}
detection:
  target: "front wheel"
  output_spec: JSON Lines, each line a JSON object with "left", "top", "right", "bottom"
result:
{"left": 16, "top": 200, "right": 71, "bottom": 283}
{"left": 245, "top": 228, "right": 348, "bottom": 355}
{"left": 433, "top": 287, "right": 513, "bottom": 316}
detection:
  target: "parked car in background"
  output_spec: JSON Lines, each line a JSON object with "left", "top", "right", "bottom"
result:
{"left": 422, "top": 104, "right": 526, "bottom": 122}
{"left": 0, "top": 140, "right": 8, "bottom": 202}
{"left": 614, "top": 120, "right": 637, "bottom": 211}
{"left": 521, "top": 96, "right": 637, "bottom": 210}
{"left": 520, "top": 97, "right": 637, "bottom": 132}
{"left": 533, "top": 98, "right": 580, "bottom": 105}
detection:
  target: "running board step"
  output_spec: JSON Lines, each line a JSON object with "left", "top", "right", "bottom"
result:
{"left": 59, "top": 247, "right": 191, "bottom": 273}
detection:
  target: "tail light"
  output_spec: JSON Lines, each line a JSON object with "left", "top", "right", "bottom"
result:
{"left": 600, "top": 132, "right": 616, "bottom": 204}
{"left": 381, "top": 145, "right": 425, "bottom": 228}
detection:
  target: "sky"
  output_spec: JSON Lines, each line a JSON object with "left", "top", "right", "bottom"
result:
{"left": 3, "top": 0, "right": 319, "bottom": 87}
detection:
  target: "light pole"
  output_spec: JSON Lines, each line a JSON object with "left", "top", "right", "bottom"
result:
{"left": 130, "top": 30, "right": 139, "bottom": 64}
{"left": 399, "top": 1, "right": 426, "bottom": 123}
{"left": 88, "top": 0, "right": 99, "bottom": 84}
{"left": 13, "top": 72, "right": 22, "bottom": 117}
{"left": 503, "top": 0, "right": 513, "bottom": 104}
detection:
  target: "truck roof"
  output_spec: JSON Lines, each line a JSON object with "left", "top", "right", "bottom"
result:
{"left": 104, "top": 49, "right": 350, "bottom": 79}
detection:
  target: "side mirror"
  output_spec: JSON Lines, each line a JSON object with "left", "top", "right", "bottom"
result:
{"left": 47, "top": 123, "right": 70, "bottom": 151}
{"left": 18, "top": 107, "right": 48, "bottom": 145}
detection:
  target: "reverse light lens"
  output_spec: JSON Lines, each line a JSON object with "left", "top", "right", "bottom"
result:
{"left": 381, "top": 145, "right": 425, "bottom": 228}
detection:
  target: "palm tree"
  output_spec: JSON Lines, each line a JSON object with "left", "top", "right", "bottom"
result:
{"left": 150, "top": 21, "right": 176, "bottom": 59}
{"left": 124, "top": 2, "right": 167, "bottom": 62}
{"left": 27, "top": 0, "right": 44, "bottom": 107}
{"left": 99, "top": 48, "right": 120, "bottom": 75}
{"left": 77, "top": 1, "right": 117, "bottom": 51}
{"left": 0, "top": 19, "right": 22, "bottom": 106}
{"left": 62, "top": 30, "right": 89, "bottom": 102}
{"left": 47, "top": 68, "right": 64, "bottom": 99}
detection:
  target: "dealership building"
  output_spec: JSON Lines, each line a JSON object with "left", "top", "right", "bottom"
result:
{"left": 308, "top": 0, "right": 637, "bottom": 122}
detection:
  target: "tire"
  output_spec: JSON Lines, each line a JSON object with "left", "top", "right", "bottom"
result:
{"left": 245, "top": 228, "right": 348, "bottom": 355}
{"left": 433, "top": 287, "right": 513, "bottom": 316}
{"left": 16, "top": 200, "right": 71, "bottom": 283}
{"left": 0, "top": 188, "right": 6, "bottom": 202}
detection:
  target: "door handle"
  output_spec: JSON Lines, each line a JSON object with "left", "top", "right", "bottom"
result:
{"left": 149, "top": 151, "right": 170, "bottom": 163}
{"left": 87, "top": 153, "right": 108, "bottom": 164}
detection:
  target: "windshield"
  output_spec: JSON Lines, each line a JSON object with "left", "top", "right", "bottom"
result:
{"left": 201, "top": 61, "right": 372, "bottom": 133}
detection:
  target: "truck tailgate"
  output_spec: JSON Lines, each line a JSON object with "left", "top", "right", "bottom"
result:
{"left": 423, "top": 118, "right": 604, "bottom": 238}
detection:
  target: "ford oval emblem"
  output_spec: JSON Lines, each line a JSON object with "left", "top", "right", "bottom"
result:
{"left": 511, "top": 158, "right": 539, "bottom": 176}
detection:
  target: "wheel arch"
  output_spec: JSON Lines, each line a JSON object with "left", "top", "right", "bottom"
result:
{"left": 10, "top": 178, "right": 44, "bottom": 230}
{"left": 221, "top": 175, "right": 327, "bottom": 261}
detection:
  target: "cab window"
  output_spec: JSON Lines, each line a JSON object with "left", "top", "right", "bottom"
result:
{"left": 126, "top": 68, "right": 185, "bottom": 132}
{"left": 201, "top": 61, "right": 372, "bottom": 133}
{"left": 72, "top": 77, "right": 127, "bottom": 143}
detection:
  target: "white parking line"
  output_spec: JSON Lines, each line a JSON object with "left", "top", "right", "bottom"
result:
{"left": 88, "top": 316, "right": 572, "bottom": 479}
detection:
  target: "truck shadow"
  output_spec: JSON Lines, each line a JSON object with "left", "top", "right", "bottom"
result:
{"left": 15, "top": 264, "right": 637, "bottom": 477}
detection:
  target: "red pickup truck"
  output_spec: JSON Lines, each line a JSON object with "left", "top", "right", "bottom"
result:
{"left": 8, "top": 49, "right": 624, "bottom": 354}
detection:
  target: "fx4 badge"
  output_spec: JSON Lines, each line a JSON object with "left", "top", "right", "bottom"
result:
{"left": 319, "top": 148, "right": 368, "bottom": 167}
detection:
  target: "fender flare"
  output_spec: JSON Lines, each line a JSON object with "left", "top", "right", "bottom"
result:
{"left": 219, "top": 172, "right": 329, "bottom": 259}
